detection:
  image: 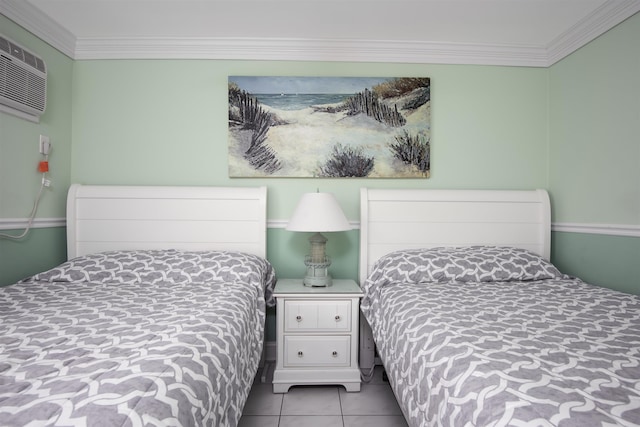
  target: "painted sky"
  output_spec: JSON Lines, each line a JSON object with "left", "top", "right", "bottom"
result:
{"left": 229, "top": 76, "right": 392, "bottom": 95}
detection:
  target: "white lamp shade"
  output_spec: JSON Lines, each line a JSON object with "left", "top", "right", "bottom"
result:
{"left": 286, "top": 192, "right": 351, "bottom": 232}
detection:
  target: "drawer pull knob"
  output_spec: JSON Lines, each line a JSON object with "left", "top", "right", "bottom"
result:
{"left": 298, "top": 351, "right": 304, "bottom": 357}
{"left": 296, "top": 315, "right": 302, "bottom": 322}
{"left": 332, "top": 351, "right": 338, "bottom": 357}
{"left": 335, "top": 315, "right": 341, "bottom": 321}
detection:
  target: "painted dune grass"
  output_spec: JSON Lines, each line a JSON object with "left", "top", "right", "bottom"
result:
{"left": 228, "top": 76, "right": 430, "bottom": 178}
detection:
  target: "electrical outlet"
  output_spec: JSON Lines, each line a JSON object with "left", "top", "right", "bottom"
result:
{"left": 39, "top": 135, "right": 50, "bottom": 154}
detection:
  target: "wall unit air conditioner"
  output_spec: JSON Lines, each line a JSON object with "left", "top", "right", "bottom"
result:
{"left": 0, "top": 34, "right": 47, "bottom": 123}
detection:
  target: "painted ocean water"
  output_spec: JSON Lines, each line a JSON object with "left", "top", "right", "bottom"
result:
{"left": 254, "top": 93, "right": 352, "bottom": 110}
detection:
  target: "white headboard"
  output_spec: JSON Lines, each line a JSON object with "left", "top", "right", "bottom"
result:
{"left": 359, "top": 188, "right": 551, "bottom": 284}
{"left": 66, "top": 184, "right": 267, "bottom": 259}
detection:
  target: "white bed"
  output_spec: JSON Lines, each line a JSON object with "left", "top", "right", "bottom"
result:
{"left": 359, "top": 188, "right": 551, "bottom": 284}
{"left": 358, "top": 188, "right": 640, "bottom": 427}
{"left": 0, "top": 184, "right": 275, "bottom": 427}
{"left": 66, "top": 184, "right": 268, "bottom": 258}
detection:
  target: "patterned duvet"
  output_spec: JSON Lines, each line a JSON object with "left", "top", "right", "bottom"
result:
{"left": 361, "top": 246, "right": 640, "bottom": 427}
{"left": 0, "top": 250, "right": 276, "bottom": 427}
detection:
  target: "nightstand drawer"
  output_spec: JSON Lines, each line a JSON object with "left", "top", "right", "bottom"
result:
{"left": 284, "top": 300, "right": 351, "bottom": 332}
{"left": 284, "top": 336, "right": 350, "bottom": 367}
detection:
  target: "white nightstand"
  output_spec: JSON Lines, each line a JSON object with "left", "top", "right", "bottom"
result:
{"left": 272, "top": 278, "right": 363, "bottom": 393}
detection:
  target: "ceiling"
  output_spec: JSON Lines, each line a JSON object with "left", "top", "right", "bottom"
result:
{"left": 2, "top": 0, "right": 639, "bottom": 66}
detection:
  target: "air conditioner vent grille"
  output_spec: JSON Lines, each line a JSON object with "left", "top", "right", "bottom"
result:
{"left": 0, "top": 34, "right": 47, "bottom": 122}
{"left": 23, "top": 51, "right": 37, "bottom": 69}
{"left": 36, "top": 57, "right": 45, "bottom": 73}
{"left": 9, "top": 42, "right": 24, "bottom": 61}
{"left": 0, "top": 38, "right": 9, "bottom": 54}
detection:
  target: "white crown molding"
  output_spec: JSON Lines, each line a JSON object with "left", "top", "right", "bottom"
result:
{"left": 546, "top": 0, "right": 640, "bottom": 66}
{"left": 3, "top": 0, "right": 638, "bottom": 66}
{"left": 0, "top": 217, "right": 66, "bottom": 231}
{"left": 0, "top": 0, "right": 76, "bottom": 58}
{"left": 552, "top": 222, "right": 640, "bottom": 238}
{"left": 73, "top": 36, "right": 550, "bottom": 67}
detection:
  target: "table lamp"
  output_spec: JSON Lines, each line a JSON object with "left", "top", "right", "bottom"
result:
{"left": 286, "top": 192, "right": 351, "bottom": 286}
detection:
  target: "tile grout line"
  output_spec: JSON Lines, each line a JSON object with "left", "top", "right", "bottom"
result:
{"left": 277, "top": 386, "right": 284, "bottom": 427}
{"left": 338, "top": 386, "right": 345, "bottom": 427}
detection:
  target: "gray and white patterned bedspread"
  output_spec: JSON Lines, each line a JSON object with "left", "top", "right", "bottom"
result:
{"left": 361, "top": 246, "right": 640, "bottom": 427}
{"left": 0, "top": 250, "right": 276, "bottom": 427}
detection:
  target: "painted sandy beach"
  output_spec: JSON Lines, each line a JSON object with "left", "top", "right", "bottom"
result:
{"left": 228, "top": 77, "right": 431, "bottom": 178}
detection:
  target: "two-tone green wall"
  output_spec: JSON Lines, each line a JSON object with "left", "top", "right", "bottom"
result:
{"left": 548, "top": 12, "right": 640, "bottom": 294}
{"left": 1, "top": 13, "right": 638, "bottom": 295}
{"left": 68, "top": 60, "right": 548, "bottom": 281}
{"left": 0, "top": 16, "right": 72, "bottom": 285}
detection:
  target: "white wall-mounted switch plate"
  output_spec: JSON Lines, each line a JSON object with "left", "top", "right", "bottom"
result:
{"left": 39, "top": 135, "right": 51, "bottom": 154}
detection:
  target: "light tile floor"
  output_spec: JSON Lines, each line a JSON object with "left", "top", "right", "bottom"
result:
{"left": 239, "top": 366, "right": 408, "bottom": 427}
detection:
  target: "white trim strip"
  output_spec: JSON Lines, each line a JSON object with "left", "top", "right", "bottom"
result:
{"left": 268, "top": 219, "right": 360, "bottom": 229}
{"left": 275, "top": 220, "right": 640, "bottom": 238}
{"left": 268, "top": 219, "right": 289, "bottom": 229}
{"left": 2, "top": 218, "right": 638, "bottom": 238}
{"left": 0, "top": 0, "right": 76, "bottom": 58}
{"left": 72, "top": 37, "right": 550, "bottom": 67}
{"left": 546, "top": 0, "right": 640, "bottom": 66}
{"left": 3, "top": 0, "right": 639, "bottom": 66}
{"left": 0, "top": 217, "right": 66, "bottom": 231}
{"left": 552, "top": 222, "right": 640, "bottom": 238}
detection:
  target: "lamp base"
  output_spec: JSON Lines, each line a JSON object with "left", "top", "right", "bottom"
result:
{"left": 303, "top": 274, "right": 332, "bottom": 287}
{"left": 303, "top": 256, "right": 332, "bottom": 287}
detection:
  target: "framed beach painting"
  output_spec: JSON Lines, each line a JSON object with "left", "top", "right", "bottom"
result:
{"left": 228, "top": 76, "right": 430, "bottom": 178}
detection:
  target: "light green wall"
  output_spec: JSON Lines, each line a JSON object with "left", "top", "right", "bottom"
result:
{"left": 0, "top": 16, "right": 73, "bottom": 286}
{"left": 70, "top": 60, "right": 548, "bottom": 285}
{"left": 548, "top": 13, "right": 640, "bottom": 294}
{"left": 268, "top": 228, "right": 359, "bottom": 281}
{"left": 70, "top": 61, "right": 548, "bottom": 222}
{"left": 2, "top": 12, "right": 638, "bottom": 296}
{"left": 551, "top": 232, "right": 640, "bottom": 295}
{"left": 548, "top": 13, "right": 639, "bottom": 225}
{"left": 70, "top": 60, "right": 548, "bottom": 341}
{"left": 1, "top": 227, "right": 68, "bottom": 285}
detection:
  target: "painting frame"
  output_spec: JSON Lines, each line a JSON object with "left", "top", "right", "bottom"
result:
{"left": 228, "top": 76, "right": 430, "bottom": 178}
